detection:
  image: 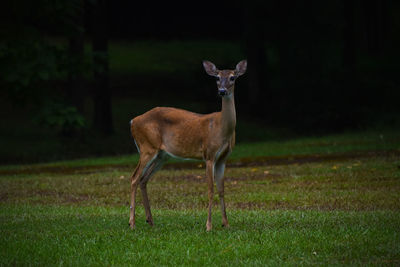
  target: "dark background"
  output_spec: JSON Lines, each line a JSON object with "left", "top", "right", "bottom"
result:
{"left": 1, "top": 0, "right": 399, "bottom": 163}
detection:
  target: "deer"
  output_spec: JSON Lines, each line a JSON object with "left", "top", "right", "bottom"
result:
{"left": 129, "top": 60, "right": 247, "bottom": 231}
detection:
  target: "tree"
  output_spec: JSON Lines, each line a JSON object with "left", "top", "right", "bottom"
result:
{"left": 67, "top": 0, "right": 86, "bottom": 113}
{"left": 242, "top": 1, "right": 268, "bottom": 113}
{"left": 343, "top": 0, "right": 356, "bottom": 73}
{"left": 90, "top": 0, "right": 114, "bottom": 135}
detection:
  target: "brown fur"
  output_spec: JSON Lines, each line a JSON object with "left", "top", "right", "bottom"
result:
{"left": 128, "top": 60, "right": 247, "bottom": 231}
{"left": 131, "top": 107, "right": 232, "bottom": 160}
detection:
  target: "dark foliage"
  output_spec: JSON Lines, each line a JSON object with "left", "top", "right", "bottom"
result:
{"left": 0, "top": 0, "right": 399, "bottom": 162}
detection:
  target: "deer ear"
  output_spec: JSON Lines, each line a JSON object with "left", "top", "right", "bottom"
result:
{"left": 203, "top": 60, "right": 218, "bottom": 77}
{"left": 235, "top": 60, "right": 247, "bottom": 76}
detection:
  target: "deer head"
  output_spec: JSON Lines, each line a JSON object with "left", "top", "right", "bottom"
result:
{"left": 203, "top": 60, "right": 247, "bottom": 97}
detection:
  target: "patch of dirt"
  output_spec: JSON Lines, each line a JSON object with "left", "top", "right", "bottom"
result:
{"left": 230, "top": 201, "right": 390, "bottom": 211}
{"left": 34, "top": 190, "right": 90, "bottom": 204}
{"left": 225, "top": 173, "right": 283, "bottom": 182}
{"left": 1, "top": 150, "right": 399, "bottom": 176}
{"left": 160, "top": 174, "right": 205, "bottom": 183}
{"left": 232, "top": 150, "right": 400, "bottom": 167}
{"left": 0, "top": 192, "right": 8, "bottom": 202}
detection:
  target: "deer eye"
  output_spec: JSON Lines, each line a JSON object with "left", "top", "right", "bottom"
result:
{"left": 229, "top": 76, "right": 235, "bottom": 81}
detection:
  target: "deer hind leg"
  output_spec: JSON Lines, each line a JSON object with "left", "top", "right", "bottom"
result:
{"left": 139, "top": 152, "right": 166, "bottom": 226}
{"left": 215, "top": 160, "right": 229, "bottom": 228}
{"left": 129, "top": 150, "right": 158, "bottom": 229}
{"left": 205, "top": 160, "right": 215, "bottom": 231}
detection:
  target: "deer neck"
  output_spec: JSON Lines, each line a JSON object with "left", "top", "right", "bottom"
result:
{"left": 220, "top": 93, "right": 236, "bottom": 138}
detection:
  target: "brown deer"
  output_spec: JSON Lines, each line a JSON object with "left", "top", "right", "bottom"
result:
{"left": 129, "top": 60, "right": 247, "bottom": 231}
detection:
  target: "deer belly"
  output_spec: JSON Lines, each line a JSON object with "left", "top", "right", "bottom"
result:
{"left": 161, "top": 134, "right": 203, "bottom": 160}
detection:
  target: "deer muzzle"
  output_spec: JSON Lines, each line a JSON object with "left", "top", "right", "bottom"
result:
{"left": 218, "top": 88, "right": 228, "bottom": 96}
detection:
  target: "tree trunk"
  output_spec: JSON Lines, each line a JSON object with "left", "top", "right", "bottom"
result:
{"left": 68, "top": 0, "right": 85, "bottom": 113}
{"left": 363, "top": 0, "right": 387, "bottom": 57}
{"left": 91, "top": 0, "right": 113, "bottom": 135}
{"left": 243, "top": 2, "right": 268, "bottom": 114}
{"left": 343, "top": 0, "right": 356, "bottom": 73}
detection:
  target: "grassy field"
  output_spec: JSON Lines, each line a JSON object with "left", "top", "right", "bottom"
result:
{"left": 1, "top": 131, "right": 400, "bottom": 265}
{"left": 1, "top": 129, "right": 399, "bottom": 172}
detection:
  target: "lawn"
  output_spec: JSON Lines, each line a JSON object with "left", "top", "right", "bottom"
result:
{"left": 1, "top": 132, "right": 400, "bottom": 265}
{"left": 1, "top": 206, "right": 399, "bottom": 266}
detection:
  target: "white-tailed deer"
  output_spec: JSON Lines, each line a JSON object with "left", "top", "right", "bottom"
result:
{"left": 129, "top": 60, "right": 247, "bottom": 231}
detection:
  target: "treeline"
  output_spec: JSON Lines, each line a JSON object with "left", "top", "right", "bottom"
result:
{"left": 1, "top": 0, "right": 399, "bottom": 137}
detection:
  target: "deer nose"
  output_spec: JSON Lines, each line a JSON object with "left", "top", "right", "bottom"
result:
{"left": 218, "top": 88, "right": 227, "bottom": 96}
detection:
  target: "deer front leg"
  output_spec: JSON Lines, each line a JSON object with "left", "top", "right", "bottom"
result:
{"left": 205, "top": 160, "right": 215, "bottom": 231}
{"left": 215, "top": 161, "right": 229, "bottom": 228}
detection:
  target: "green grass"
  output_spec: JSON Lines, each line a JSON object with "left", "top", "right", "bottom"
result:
{"left": 2, "top": 39, "right": 398, "bottom": 265}
{"left": 2, "top": 129, "right": 399, "bottom": 173}
{"left": 1, "top": 205, "right": 399, "bottom": 266}
{"left": 2, "top": 156, "right": 399, "bottom": 210}
{"left": 233, "top": 129, "right": 400, "bottom": 158}
{"left": 1, "top": 140, "right": 400, "bottom": 265}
